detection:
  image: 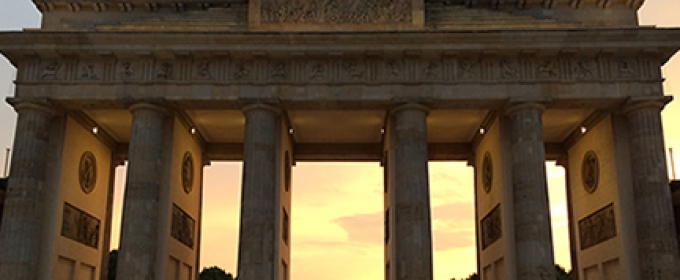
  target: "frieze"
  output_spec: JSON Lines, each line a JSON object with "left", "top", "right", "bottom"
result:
{"left": 579, "top": 203, "right": 617, "bottom": 250}
{"left": 61, "top": 202, "right": 100, "bottom": 249}
{"left": 23, "top": 56, "right": 660, "bottom": 85}
{"left": 259, "top": 0, "right": 412, "bottom": 24}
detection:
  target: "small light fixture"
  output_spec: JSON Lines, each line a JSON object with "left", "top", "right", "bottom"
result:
{"left": 580, "top": 126, "right": 587, "bottom": 134}
{"left": 381, "top": 128, "right": 385, "bottom": 135}
{"left": 190, "top": 128, "right": 196, "bottom": 135}
{"left": 288, "top": 128, "right": 294, "bottom": 135}
{"left": 92, "top": 127, "right": 99, "bottom": 135}
{"left": 479, "top": 128, "right": 486, "bottom": 135}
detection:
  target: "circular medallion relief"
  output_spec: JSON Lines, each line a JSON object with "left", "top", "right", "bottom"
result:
{"left": 182, "top": 152, "right": 194, "bottom": 194}
{"left": 79, "top": 151, "right": 97, "bottom": 194}
{"left": 581, "top": 151, "right": 600, "bottom": 194}
{"left": 482, "top": 152, "right": 493, "bottom": 193}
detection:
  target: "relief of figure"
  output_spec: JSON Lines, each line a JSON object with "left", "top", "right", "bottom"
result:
{"left": 157, "top": 63, "right": 174, "bottom": 79}
{"left": 79, "top": 64, "right": 98, "bottom": 80}
{"left": 233, "top": 62, "right": 251, "bottom": 80}
{"left": 40, "top": 62, "right": 61, "bottom": 80}
{"left": 423, "top": 61, "right": 441, "bottom": 79}
{"left": 538, "top": 59, "right": 558, "bottom": 78}
{"left": 386, "top": 60, "right": 402, "bottom": 78}
{"left": 309, "top": 62, "right": 326, "bottom": 80}
{"left": 196, "top": 62, "right": 212, "bottom": 78}
{"left": 459, "top": 60, "right": 479, "bottom": 79}
{"left": 572, "top": 60, "right": 595, "bottom": 79}
{"left": 618, "top": 59, "right": 637, "bottom": 77}
{"left": 121, "top": 62, "right": 135, "bottom": 78}
{"left": 270, "top": 62, "right": 287, "bottom": 80}
{"left": 343, "top": 61, "right": 364, "bottom": 80}
{"left": 500, "top": 60, "right": 519, "bottom": 78}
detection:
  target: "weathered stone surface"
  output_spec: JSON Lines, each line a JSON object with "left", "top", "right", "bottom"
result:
{"left": 625, "top": 100, "right": 680, "bottom": 279}
{"left": 0, "top": 102, "right": 54, "bottom": 280}
{"left": 387, "top": 103, "right": 434, "bottom": 280}
{"left": 505, "top": 102, "right": 556, "bottom": 280}
{"left": 116, "top": 103, "right": 168, "bottom": 280}
{"left": 237, "top": 104, "right": 281, "bottom": 280}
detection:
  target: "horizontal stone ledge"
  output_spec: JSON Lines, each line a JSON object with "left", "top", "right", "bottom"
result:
{"left": 113, "top": 142, "right": 566, "bottom": 162}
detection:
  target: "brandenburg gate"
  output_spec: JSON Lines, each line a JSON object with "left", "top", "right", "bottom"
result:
{"left": 1, "top": 0, "right": 680, "bottom": 279}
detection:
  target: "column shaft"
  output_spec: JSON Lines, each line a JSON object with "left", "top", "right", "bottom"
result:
{"left": 117, "top": 103, "right": 167, "bottom": 280}
{"left": 389, "top": 104, "right": 433, "bottom": 280}
{"left": 237, "top": 104, "right": 280, "bottom": 280}
{"left": 0, "top": 102, "right": 54, "bottom": 280}
{"left": 506, "top": 103, "right": 555, "bottom": 279}
{"left": 626, "top": 102, "right": 680, "bottom": 279}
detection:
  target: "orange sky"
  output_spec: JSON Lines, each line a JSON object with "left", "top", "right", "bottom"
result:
{"left": 2, "top": 1, "right": 680, "bottom": 279}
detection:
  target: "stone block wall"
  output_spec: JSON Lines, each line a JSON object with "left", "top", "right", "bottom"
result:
{"left": 0, "top": 178, "right": 6, "bottom": 228}
{"left": 672, "top": 180, "right": 680, "bottom": 249}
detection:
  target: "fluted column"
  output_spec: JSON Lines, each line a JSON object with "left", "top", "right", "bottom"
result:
{"left": 0, "top": 102, "right": 54, "bottom": 280}
{"left": 625, "top": 99, "right": 680, "bottom": 279}
{"left": 117, "top": 103, "right": 168, "bottom": 280}
{"left": 505, "top": 102, "right": 555, "bottom": 279}
{"left": 237, "top": 104, "right": 280, "bottom": 280}
{"left": 388, "top": 103, "right": 433, "bottom": 280}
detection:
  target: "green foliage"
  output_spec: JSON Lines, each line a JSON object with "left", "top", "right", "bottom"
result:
{"left": 199, "top": 266, "right": 235, "bottom": 280}
{"left": 107, "top": 250, "right": 118, "bottom": 280}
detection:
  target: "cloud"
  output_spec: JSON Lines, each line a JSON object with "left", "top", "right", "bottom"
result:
{"left": 334, "top": 212, "right": 383, "bottom": 245}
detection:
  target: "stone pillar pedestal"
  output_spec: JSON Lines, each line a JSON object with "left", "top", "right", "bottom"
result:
{"left": 117, "top": 103, "right": 168, "bottom": 280}
{"left": 237, "top": 103, "right": 281, "bottom": 280}
{"left": 505, "top": 102, "right": 555, "bottom": 279}
{"left": 0, "top": 101, "right": 54, "bottom": 280}
{"left": 387, "top": 103, "right": 433, "bottom": 280}
{"left": 624, "top": 100, "right": 680, "bottom": 279}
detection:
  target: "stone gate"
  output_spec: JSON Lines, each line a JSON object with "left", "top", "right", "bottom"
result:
{"left": 1, "top": 0, "right": 680, "bottom": 279}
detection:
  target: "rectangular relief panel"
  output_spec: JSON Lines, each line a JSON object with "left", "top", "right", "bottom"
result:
{"left": 253, "top": 0, "right": 423, "bottom": 30}
{"left": 578, "top": 203, "right": 617, "bottom": 250}
{"left": 61, "top": 202, "right": 101, "bottom": 249}
{"left": 481, "top": 204, "right": 502, "bottom": 250}
{"left": 171, "top": 204, "right": 196, "bottom": 249}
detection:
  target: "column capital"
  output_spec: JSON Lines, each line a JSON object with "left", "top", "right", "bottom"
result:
{"left": 504, "top": 101, "right": 546, "bottom": 116}
{"left": 128, "top": 102, "right": 170, "bottom": 115}
{"left": 242, "top": 103, "right": 281, "bottom": 116}
{"left": 390, "top": 103, "right": 430, "bottom": 116}
{"left": 5, "top": 98, "right": 56, "bottom": 116}
{"left": 622, "top": 96, "right": 673, "bottom": 115}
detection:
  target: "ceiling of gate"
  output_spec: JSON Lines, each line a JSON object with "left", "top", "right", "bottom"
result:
{"left": 83, "top": 107, "right": 595, "bottom": 160}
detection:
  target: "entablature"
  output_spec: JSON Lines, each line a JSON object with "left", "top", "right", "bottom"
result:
{"left": 1, "top": 29, "right": 678, "bottom": 85}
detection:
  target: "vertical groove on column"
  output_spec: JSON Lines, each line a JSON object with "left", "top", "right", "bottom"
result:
{"left": 117, "top": 104, "right": 167, "bottom": 280}
{"left": 237, "top": 104, "right": 279, "bottom": 280}
{"left": 506, "top": 103, "right": 555, "bottom": 279}
{"left": 389, "top": 104, "right": 433, "bottom": 280}
{"left": 0, "top": 105, "right": 53, "bottom": 280}
{"left": 626, "top": 104, "right": 680, "bottom": 280}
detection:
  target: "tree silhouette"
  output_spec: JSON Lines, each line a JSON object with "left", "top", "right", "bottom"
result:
{"left": 107, "top": 250, "right": 117, "bottom": 280}
{"left": 199, "top": 266, "right": 235, "bottom": 280}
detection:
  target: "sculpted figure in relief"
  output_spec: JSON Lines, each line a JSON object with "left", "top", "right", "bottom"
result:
{"left": 260, "top": 0, "right": 412, "bottom": 24}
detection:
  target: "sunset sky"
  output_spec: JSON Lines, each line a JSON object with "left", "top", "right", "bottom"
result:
{"left": 1, "top": 1, "right": 680, "bottom": 279}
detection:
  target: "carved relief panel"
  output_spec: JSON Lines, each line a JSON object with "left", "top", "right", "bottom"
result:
{"left": 250, "top": 0, "right": 423, "bottom": 30}
{"left": 23, "top": 55, "right": 660, "bottom": 86}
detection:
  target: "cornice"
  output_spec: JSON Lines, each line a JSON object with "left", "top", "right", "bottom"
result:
{"left": 1, "top": 28, "right": 679, "bottom": 63}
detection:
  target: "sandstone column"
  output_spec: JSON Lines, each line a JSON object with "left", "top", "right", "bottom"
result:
{"left": 388, "top": 103, "right": 433, "bottom": 280}
{"left": 505, "top": 102, "right": 555, "bottom": 279}
{"left": 0, "top": 101, "right": 54, "bottom": 280}
{"left": 624, "top": 99, "right": 680, "bottom": 279}
{"left": 237, "top": 103, "right": 280, "bottom": 280}
{"left": 117, "top": 103, "right": 168, "bottom": 280}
